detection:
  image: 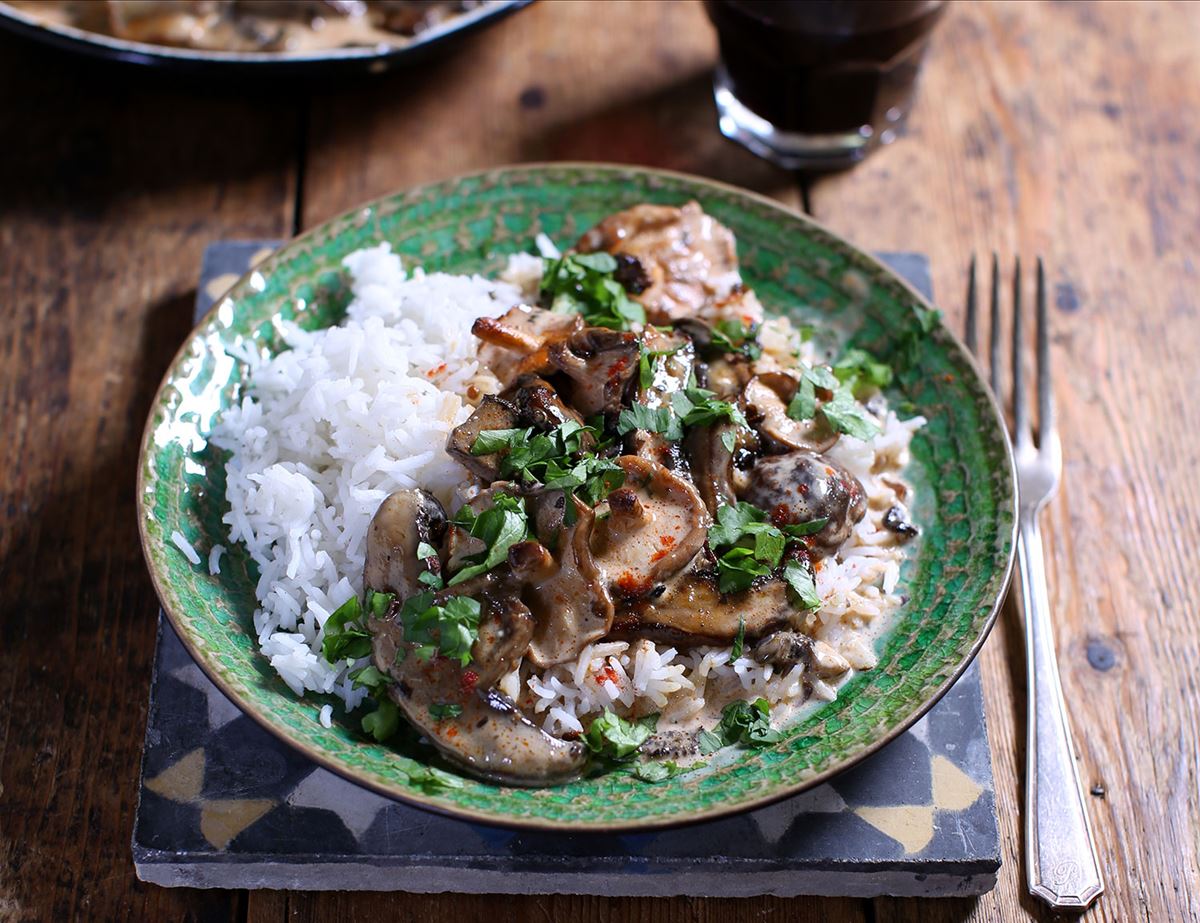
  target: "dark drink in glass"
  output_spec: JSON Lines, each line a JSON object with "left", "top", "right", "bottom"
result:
{"left": 704, "top": 0, "right": 947, "bottom": 169}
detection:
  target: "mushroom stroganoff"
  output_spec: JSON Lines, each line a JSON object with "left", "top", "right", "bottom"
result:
{"left": 211, "top": 202, "right": 927, "bottom": 786}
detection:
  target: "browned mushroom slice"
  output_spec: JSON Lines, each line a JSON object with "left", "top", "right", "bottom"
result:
{"left": 626, "top": 327, "right": 694, "bottom": 472}
{"left": 505, "top": 375, "right": 586, "bottom": 433}
{"left": 576, "top": 201, "right": 740, "bottom": 324}
{"left": 741, "top": 373, "right": 838, "bottom": 454}
{"left": 369, "top": 592, "right": 586, "bottom": 786}
{"left": 751, "top": 630, "right": 850, "bottom": 677}
{"left": 685, "top": 422, "right": 737, "bottom": 517}
{"left": 473, "top": 304, "right": 583, "bottom": 387}
{"left": 591, "top": 456, "right": 709, "bottom": 601}
{"left": 523, "top": 497, "right": 615, "bottom": 667}
{"left": 363, "top": 489, "right": 447, "bottom": 597}
{"left": 742, "top": 450, "right": 867, "bottom": 553}
{"left": 619, "top": 561, "right": 795, "bottom": 646}
{"left": 547, "top": 328, "right": 640, "bottom": 416}
{"left": 446, "top": 395, "right": 520, "bottom": 481}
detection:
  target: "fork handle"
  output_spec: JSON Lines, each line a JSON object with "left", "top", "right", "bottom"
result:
{"left": 1018, "top": 516, "right": 1104, "bottom": 909}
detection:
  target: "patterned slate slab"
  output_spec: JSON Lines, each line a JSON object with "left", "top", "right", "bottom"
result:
{"left": 132, "top": 241, "right": 1000, "bottom": 897}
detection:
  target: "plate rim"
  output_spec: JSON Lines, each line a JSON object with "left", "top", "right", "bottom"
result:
{"left": 137, "top": 161, "right": 1018, "bottom": 832}
{"left": 0, "top": 0, "right": 529, "bottom": 68}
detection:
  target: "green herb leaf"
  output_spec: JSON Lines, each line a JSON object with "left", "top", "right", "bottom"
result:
{"left": 539, "top": 253, "right": 647, "bottom": 330}
{"left": 469, "top": 427, "right": 531, "bottom": 456}
{"left": 782, "top": 559, "right": 822, "bottom": 610}
{"left": 638, "top": 340, "right": 686, "bottom": 389}
{"left": 715, "top": 546, "right": 772, "bottom": 594}
{"left": 395, "top": 591, "right": 483, "bottom": 667}
{"left": 731, "top": 615, "right": 746, "bottom": 661}
{"left": 361, "top": 696, "right": 400, "bottom": 742}
{"left": 367, "top": 590, "right": 394, "bottom": 618}
{"left": 833, "top": 348, "right": 893, "bottom": 392}
{"left": 626, "top": 759, "right": 701, "bottom": 783}
{"left": 717, "top": 697, "right": 781, "bottom": 747}
{"left": 782, "top": 517, "right": 829, "bottom": 537}
{"left": 708, "top": 318, "right": 763, "bottom": 360}
{"left": 671, "top": 387, "right": 749, "bottom": 430}
{"left": 349, "top": 664, "right": 388, "bottom": 689}
{"left": 698, "top": 729, "right": 725, "bottom": 755}
{"left": 582, "top": 709, "right": 658, "bottom": 762}
{"left": 448, "top": 492, "right": 530, "bottom": 586}
{"left": 820, "top": 381, "right": 882, "bottom": 440}
{"left": 321, "top": 595, "right": 372, "bottom": 663}
{"left": 697, "top": 698, "right": 781, "bottom": 753}
{"left": 617, "top": 401, "right": 684, "bottom": 441}
{"left": 429, "top": 702, "right": 464, "bottom": 720}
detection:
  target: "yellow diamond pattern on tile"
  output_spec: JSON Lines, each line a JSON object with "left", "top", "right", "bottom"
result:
{"left": 200, "top": 799, "right": 275, "bottom": 850}
{"left": 145, "top": 748, "right": 205, "bottom": 803}
{"left": 855, "top": 806, "right": 935, "bottom": 854}
{"left": 932, "top": 754, "right": 983, "bottom": 810}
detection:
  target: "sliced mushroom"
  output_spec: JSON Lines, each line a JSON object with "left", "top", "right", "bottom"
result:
{"left": 506, "top": 375, "right": 586, "bottom": 434}
{"left": 619, "top": 560, "right": 795, "bottom": 646}
{"left": 626, "top": 327, "right": 694, "bottom": 472}
{"left": 446, "top": 395, "right": 520, "bottom": 481}
{"left": 364, "top": 489, "right": 447, "bottom": 598}
{"left": 742, "top": 450, "right": 867, "bottom": 553}
{"left": 591, "top": 456, "right": 709, "bottom": 600}
{"left": 473, "top": 304, "right": 583, "bottom": 387}
{"left": 369, "top": 592, "right": 586, "bottom": 786}
{"left": 576, "top": 201, "right": 740, "bottom": 324}
{"left": 685, "top": 422, "right": 737, "bottom": 517}
{"left": 699, "top": 356, "right": 751, "bottom": 401}
{"left": 741, "top": 373, "right": 838, "bottom": 454}
{"left": 523, "top": 496, "right": 615, "bottom": 667}
{"left": 751, "top": 630, "right": 850, "bottom": 677}
{"left": 547, "top": 327, "right": 640, "bottom": 416}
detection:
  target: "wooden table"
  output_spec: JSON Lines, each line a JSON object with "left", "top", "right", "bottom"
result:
{"left": 2, "top": 1, "right": 1197, "bottom": 920}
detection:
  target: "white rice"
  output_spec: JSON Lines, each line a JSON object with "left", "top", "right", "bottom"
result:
{"left": 210, "top": 243, "right": 521, "bottom": 707}
{"left": 171, "top": 530, "right": 201, "bottom": 566}
{"left": 208, "top": 544, "right": 225, "bottom": 576}
{"left": 210, "top": 241, "right": 924, "bottom": 735}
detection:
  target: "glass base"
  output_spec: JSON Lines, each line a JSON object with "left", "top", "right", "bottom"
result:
{"left": 712, "top": 67, "right": 900, "bottom": 171}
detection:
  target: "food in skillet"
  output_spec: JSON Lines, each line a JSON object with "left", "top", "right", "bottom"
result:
{"left": 205, "top": 203, "right": 928, "bottom": 787}
{"left": 5, "top": 0, "right": 488, "bottom": 53}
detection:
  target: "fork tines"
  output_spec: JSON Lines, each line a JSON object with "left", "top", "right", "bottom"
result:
{"left": 964, "top": 253, "right": 1056, "bottom": 456}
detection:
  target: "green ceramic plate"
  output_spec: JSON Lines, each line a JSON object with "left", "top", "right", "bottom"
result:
{"left": 138, "top": 163, "right": 1016, "bottom": 831}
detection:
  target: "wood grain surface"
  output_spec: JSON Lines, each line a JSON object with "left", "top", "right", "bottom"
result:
{"left": 1, "top": 2, "right": 1196, "bottom": 921}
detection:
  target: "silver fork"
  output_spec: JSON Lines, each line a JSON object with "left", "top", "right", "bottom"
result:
{"left": 966, "top": 256, "right": 1104, "bottom": 910}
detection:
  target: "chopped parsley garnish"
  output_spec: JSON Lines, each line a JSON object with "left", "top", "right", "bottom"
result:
{"left": 698, "top": 697, "right": 781, "bottom": 753}
{"left": 625, "top": 759, "right": 702, "bottom": 783}
{"left": 782, "top": 559, "right": 822, "bottom": 611}
{"left": 707, "top": 502, "right": 828, "bottom": 597}
{"left": 730, "top": 615, "right": 746, "bottom": 661}
{"left": 638, "top": 340, "right": 686, "bottom": 389}
{"left": 671, "top": 386, "right": 748, "bottom": 430}
{"left": 321, "top": 595, "right": 372, "bottom": 663}
{"left": 583, "top": 709, "right": 658, "bottom": 762}
{"left": 617, "top": 401, "right": 684, "bottom": 441}
{"left": 540, "top": 252, "right": 647, "bottom": 331}
{"left": 708, "top": 318, "right": 762, "bottom": 360}
{"left": 361, "top": 696, "right": 400, "bottom": 743}
{"left": 470, "top": 420, "right": 624, "bottom": 518}
{"left": 833, "top": 347, "right": 893, "bottom": 393}
{"left": 429, "top": 703, "right": 464, "bottom": 720}
{"left": 617, "top": 385, "right": 747, "bottom": 445}
{"left": 447, "top": 492, "right": 530, "bottom": 585}
{"left": 400, "top": 592, "right": 482, "bottom": 666}
{"left": 786, "top": 363, "right": 882, "bottom": 441}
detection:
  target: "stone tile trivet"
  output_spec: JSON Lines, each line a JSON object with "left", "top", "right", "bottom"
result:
{"left": 132, "top": 241, "right": 1001, "bottom": 897}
